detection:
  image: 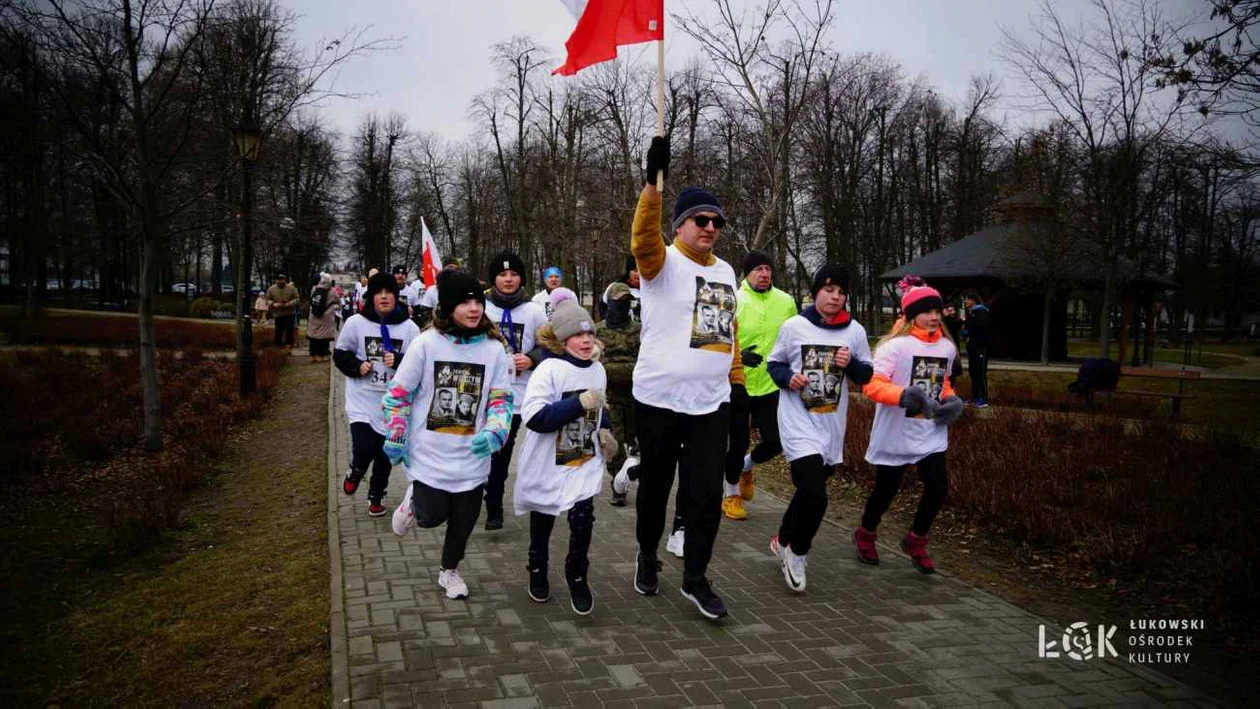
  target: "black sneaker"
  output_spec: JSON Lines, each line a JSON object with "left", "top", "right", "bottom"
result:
{"left": 609, "top": 490, "right": 628, "bottom": 507}
{"left": 485, "top": 507, "right": 504, "bottom": 531}
{"left": 568, "top": 573, "right": 594, "bottom": 616}
{"left": 527, "top": 565, "right": 550, "bottom": 603}
{"left": 633, "top": 551, "right": 661, "bottom": 596}
{"left": 681, "top": 577, "right": 729, "bottom": 620}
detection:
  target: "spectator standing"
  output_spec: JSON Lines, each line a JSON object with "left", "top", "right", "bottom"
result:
{"left": 963, "top": 293, "right": 991, "bottom": 407}
{"left": 308, "top": 273, "right": 340, "bottom": 362}
{"left": 267, "top": 273, "right": 300, "bottom": 347}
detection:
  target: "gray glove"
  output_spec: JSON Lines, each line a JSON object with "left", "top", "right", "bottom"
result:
{"left": 579, "top": 389, "right": 606, "bottom": 411}
{"left": 899, "top": 385, "right": 937, "bottom": 418}
{"left": 935, "top": 395, "right": 964, "bottom": 426}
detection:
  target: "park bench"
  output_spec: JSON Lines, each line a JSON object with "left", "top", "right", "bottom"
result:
{"left": 1088, "top": 366, "right": 1201, "bottom": 419}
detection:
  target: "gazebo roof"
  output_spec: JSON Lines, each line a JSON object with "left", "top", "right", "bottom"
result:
{"left": 879, "top": 223, "right": 1177, "bottom": 289}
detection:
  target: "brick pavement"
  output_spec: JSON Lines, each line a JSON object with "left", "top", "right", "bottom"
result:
{"left": 326, "top": 375, "right": 1220, "bottom": 708}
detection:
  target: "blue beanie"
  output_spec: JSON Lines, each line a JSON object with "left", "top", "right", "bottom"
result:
{"left": 671, "top": 187, "right": 726, "bottom": 231}
{"left": 543, "top": 266, "right": 562, "bottom": 280}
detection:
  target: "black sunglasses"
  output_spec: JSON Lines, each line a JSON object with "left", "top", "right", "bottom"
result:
{"left": 691, "top": 214, "right": 726, "bottom": 230}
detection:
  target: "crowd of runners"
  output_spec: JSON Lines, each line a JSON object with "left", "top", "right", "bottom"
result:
{"left": 327, "top": 136, "right": 982, "bottom": 620}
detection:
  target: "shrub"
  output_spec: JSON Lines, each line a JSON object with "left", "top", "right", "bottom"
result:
{"left": 0, "top": 314, "right": 241, "bottom": 349}
{"left": 189, "top": 297, "right": 234, "bottom": 319}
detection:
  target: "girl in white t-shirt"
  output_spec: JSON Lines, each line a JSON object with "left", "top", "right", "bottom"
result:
{"left": 333, "top": 273, "right": 421, "bottom": 517}
{"left": 513, "top": 299, "right": 615, "bottom": 616}
{"left": 381, "top": 270, "right": 515, "bottom": 600}
{"left": 765, "top": 265, "right": 874, "bottom": 593}
{"left": 855, "top": 282, "right": 964, "bottom": 574}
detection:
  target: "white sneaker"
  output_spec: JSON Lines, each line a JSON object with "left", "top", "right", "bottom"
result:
{"left": 612, "top": 455, "right": 638, "bottom": 496}
{"left": 769, "top": 535, "right": 784, "bottom": 560}
{"left": 438, "top": 568, "right": 468, "bottom": 600}
{"left": 665, "top": 528, "right": 685, "bottom": 558}
{"left": 391, "top": 485, "right": 416, "bottom": 537}
{"left": 782, "top": 547, "right": 807, "bottom": 592}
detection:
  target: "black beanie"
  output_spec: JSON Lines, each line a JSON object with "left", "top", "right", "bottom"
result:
{"left": 438, "top": 271, "right": 486, "bottom": 318}
{"left": 742, "top": 250, "right": 773, "bottom": 277}
{"left": 625, "top": 254, "right": 637, "bottom": 276}
{"left": 391, "top": 264, "right": 407, "bottom": 276}
{"left": 487, "top": 250, "right": 527, "bottom": 288}
{"left": 810, "top": 264, "right": 850, "bottom": 297}
{"left": 365, "top": 272, "right": 400, "bottom": 302}
{"left": 671, "top": 186, "right": 726, "bottom": 231}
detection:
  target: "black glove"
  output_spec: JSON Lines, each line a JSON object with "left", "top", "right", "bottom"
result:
{"left": 899, "top": 385, "right": 937, "bottom": 418}
{"left": 935, "top": 395, "right": 964, "bottom": 426}
{"left": 730, "top": 383, "right": 750, "bottom": 413}
{"left": 740, "top": 345, "right": 763, "bottom": 368}
{"left": 644, "top": 135, "right": 670, "bottom": 186}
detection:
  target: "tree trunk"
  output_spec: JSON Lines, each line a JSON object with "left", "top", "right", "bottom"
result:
{"left": 1097, "top": 259, "right": 1116, "bottom": 359}
{"left": 1041, "top": 287, "right": 1053, "bottom": 365}
{"left": 138, "top": 210, "right": 163, "bottom": 451}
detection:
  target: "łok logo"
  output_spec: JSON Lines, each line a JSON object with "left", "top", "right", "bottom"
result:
{"left": 1039, "top": 622, "right": 1117, "bottom": 660}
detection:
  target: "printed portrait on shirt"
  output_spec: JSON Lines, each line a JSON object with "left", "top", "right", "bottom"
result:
{"left": 555, "top": 390, "right": 599, "bottom": 467}
{"left": 426, "top": 361, "right": 485, "bottom": 434}
{"left": 799, "top": 344, "right": 844, "bottom": 414}
{"left": 363, "top": 335, "right": 404, "bottom": 389}
{"left": 689, "top": 277, "right": 737, "bottom": 352}
{"left": 500, "top": 322, "right": 526, "bottom": 354}
{"left": 907, "top": 355, "right": 948, "bottom": 418}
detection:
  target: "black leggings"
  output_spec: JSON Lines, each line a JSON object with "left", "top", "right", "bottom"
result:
{"left": 724, "top": 392, "right": 782, "bottom": 484}
{"left": 634, "top": 399, "right": 729, "bottom": 581}
{"left": 485, "top": 415, "right": 522, "bottom": 512}
{"left": 412, "top": 481, "right": 483, "bottom": 569}
{"left": 860, "top": 452, "right": 949, "bottom": 536}
{"left": 528, "top": 497, "right": 596, "bottom": 578}
{"left": 349, "top": 422, "right": 391, "bottom": 501}
{"left": 777, "top": 455, "right": 833, "bottom": 556}
{"left": 310, "top": 337, "right": 331, "bottom": 357}
{"left": 968, "top": 346, "right": 989, "bottom": 401}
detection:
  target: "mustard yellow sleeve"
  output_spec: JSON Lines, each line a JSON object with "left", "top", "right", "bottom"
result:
{"left": 729, "top": 319, "right": 746, "bottom": 386}
{"left": 631, "top": 187, "right": 666, "bottom": 281}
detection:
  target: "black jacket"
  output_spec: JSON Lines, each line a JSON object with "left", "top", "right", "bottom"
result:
{"left": 964, "top": 304, "right": 992, "bottom": 350}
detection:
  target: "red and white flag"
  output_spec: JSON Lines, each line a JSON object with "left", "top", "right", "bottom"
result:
{"left": 554, "top": 0, "right": 664, "bottom": 76}
{"left": 420, "top": 218, "right": 441, "bottom": 288}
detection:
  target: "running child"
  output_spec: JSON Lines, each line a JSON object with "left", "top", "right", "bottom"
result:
{"left": 334, "top": 272, "right": 422, "bottom": 516}
{"left": 765, "top": 265, "right": 874, "bottom": 592}
{"left": 854, "top": 280, "right": 964, "bottom": 574}
{"left": 382, "top": 271, "right": 515, "bottom": 600}
{"left": 483, "top": 250, "right": 549, "bottom": 530}
{"left": 513, "top": 299, "right": 616, "bottom": 615}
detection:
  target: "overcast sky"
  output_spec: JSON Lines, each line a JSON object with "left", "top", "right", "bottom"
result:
{"left": 285, "top": 0, "right": 1209, "bottom": 142}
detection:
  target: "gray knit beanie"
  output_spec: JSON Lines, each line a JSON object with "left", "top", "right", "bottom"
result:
{"left": 551, "top": 299, "right": 596, "bottom": 341}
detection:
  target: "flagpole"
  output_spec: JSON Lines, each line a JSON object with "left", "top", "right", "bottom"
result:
{"left": 655, "top": 35, "right": 665, "bottom": 193}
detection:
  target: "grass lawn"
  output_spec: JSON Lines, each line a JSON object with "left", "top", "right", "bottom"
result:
{"left": 0, "top": 356, "right": 328, "bottom": 706}
{"left": 1065, "top": 340, "right": 1249, "bottom": 369}
{"left": 978, "top": 369, "right": 1260, "bottom": 433}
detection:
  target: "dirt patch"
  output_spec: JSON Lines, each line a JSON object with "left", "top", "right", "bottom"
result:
{"left": 2, "top": 357, "right": 331, "bottom": 706}
{"left": 756, "top": 459, "right": 1256, "bottom": 705}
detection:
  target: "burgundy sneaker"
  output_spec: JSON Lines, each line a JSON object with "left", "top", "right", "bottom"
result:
{"left": 853, "top": 527, "right": 880, "bottom": 565}
{"left": 900, "top": 531, "right": 936, "bottom": 574}
{"left": 342, "top": 468, "right": 364, "bottom": 495}
{"left": 367, "top": 499, "right": 388, "bottom": 517}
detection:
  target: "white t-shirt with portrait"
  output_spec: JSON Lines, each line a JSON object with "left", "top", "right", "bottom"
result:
{"left": 864, "top": 334, "right": 957, "bottom": 467}
{"left": 513, "top": 357, "right": 608, "bottom": 516}
{"left": 389, "top": 329, "right": 515, "bottom": 493}
{"left": 633, "top": 245, "right": 738, "bottom": 416}
{"left": 769, "top": 315, "right": 871, "bottom": 465}
{"left": 484, "top": 299, "right": 548, "bottom": 407}
{"left": 335, "top": 313, "right": 422, "bottom": 435}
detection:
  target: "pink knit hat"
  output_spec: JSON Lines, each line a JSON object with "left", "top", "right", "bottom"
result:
{"left": 901, "top": 283, "right": 944, "bottom": 320}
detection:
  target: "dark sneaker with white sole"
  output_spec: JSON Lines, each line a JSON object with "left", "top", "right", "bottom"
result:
{"left": 681, "top": 576, "right": 728, "bottom": 620}
{"left": 527, "top": 565, "right": 550, "bottom": 603}
{"left": 633, "top": 551, "right": 660, "bottom": 596}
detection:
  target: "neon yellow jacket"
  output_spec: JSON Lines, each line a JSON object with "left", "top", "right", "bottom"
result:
{"left": 736, "top": 280, "right": 798, "bottom": 396}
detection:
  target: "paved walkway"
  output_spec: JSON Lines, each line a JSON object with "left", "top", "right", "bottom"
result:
{"left": 326, "top": 374, "right": 1219, "bottom": 708}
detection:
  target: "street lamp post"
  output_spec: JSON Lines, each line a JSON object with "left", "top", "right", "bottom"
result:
{"left": 234, "top": 120, "right": 262, "bottom": 396}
